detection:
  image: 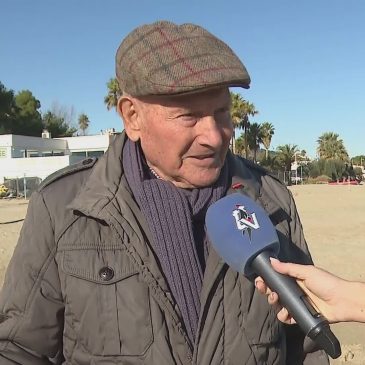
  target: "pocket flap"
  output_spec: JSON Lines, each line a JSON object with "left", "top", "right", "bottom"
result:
{"left": 62, "top": 248, "right": 138, "bottom": 284}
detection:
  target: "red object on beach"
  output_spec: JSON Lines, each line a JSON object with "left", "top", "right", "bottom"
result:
{"left": 328, "top": 180, "right": 360, "bottom": 185}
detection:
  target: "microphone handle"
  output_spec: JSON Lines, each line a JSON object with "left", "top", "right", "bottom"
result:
{"left": 251, "top": 251, "right": 341, "bottom": 359}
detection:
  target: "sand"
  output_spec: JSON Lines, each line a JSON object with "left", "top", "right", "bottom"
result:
{"left": 289, "top": 184, "right": 365, "bottom": 364}
{"left": 0, "top": 183, "right": 364, "bottom": 364}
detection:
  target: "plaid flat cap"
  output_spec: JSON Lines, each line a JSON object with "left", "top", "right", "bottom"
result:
{"left": 116, "top": 21, "right": 251, "bottom": 96}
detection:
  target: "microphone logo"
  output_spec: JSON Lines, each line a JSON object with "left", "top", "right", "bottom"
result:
{"left": 232, "top": 205, "right": 260, "bottom": 241}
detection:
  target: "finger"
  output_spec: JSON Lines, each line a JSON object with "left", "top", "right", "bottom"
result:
{"left": 254, "top": 278, "right": 270, "bottom": 295}
{"left": 277, "top": 307, "right": 297, "bottom": 325}
{"left": 268, "top": 292, "right": 279, "bottom": 305}
{"left": 254, "top": 276, "right": 264, "bottom": 287}
{"left": 270, "top": 258, "right": 312, "bottom": 280}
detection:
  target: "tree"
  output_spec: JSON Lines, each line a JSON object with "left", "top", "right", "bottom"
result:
{"left": 276, "top": 144, "right": 299, "bottom": 185}
{"left": 308, "top": 158, "right": 347, "bottom": 181}
{"left": 317, "top": 132, "right": 349, "bottom": 161}
{"left": 78, "top": 113, "right": 90, "bottom": 135}
{"left": 247, "top": 122, "right": 263, "bottom": 163}
{"left": 235, "top": 134, "right": 247, "bottom": 157}
{"left": 260, "top": 122, "right": 275, "bottom": 159}
{"left": 354, "top": 167, "right": 363, "bottom": 181}
{"left": 240, "top": 101, "right": 258, "bottom": 159}
{"left": 15, "top": 90, "right": 41, "bottom": 116}
{"left": 1, "top": 85, "right": 43, "bottom": 136}
{"left": 104, "top": 78, "right": 122, "bottom": 111}
{"left": 230, "top": 92, "right": 245, "bottom": 153}
{"left": 230, "top": 92, "right": 258, "bottom": 158}
{"left": 351, "top": 155, "right": 365, "bottom": 167}
{"left": 50, "top": 102, "right": 76, "bottom": 127}
{"left": 260, "top": 154, "right": 281, "bottom": 173}
{"left": 13, "top": 90, "right": 43, "bottom": 136}
{"left": 0, "top": 82, "right": 17, "bottom": 134}
{"left": 42, "top": 111, "right": 77, "bottom": 138}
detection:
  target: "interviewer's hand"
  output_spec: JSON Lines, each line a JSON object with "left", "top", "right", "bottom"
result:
{"left": 255, "top": 258, "right": 365, "bottom": 324}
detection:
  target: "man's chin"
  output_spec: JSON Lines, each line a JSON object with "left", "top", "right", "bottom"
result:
{"left": 176, "top": 169, "right": 222, "bottom": 189}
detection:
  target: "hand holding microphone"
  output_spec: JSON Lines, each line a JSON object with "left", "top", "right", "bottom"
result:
{"left": 206, "top": 193, "right": 341, "bottom": 359}
{"left": 256, "top": 258, "right": 365, "bottom": 325}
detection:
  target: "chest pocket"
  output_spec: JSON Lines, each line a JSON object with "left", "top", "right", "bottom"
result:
{"left": 60, "top": 248, "right": 153, "bottom": 357}
{"left": 243, "top": 288, "right": 283, "bottom": 363}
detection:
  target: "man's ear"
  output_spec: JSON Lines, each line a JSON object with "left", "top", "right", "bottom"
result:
{"left": 117, "top": 95, "right": 141, "bottom": 142}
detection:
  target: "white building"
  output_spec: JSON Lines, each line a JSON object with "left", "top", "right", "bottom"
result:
{"left": 0, "top": 130, "right": 118, "bottom": 184}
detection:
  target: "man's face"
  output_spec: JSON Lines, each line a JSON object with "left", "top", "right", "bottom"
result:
{"left": 126, "top": 87, "right": 233, "bottom": 189}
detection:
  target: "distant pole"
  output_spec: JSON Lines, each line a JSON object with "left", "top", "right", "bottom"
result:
{"left": 295, "top": 152, "right": 298, "bottom": 185}
{"left": 23, "top": 174, "right": 27, "bottom": 200}
{"left": 296, "top": 169, "right": 298, "bottom": 185}
{"left": 16, "top": 177, "right": 19, "bottom": 197}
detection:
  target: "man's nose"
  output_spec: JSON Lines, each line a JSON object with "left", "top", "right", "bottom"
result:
{"left": 197, "top": 116, "right": 226, "bottom": 148}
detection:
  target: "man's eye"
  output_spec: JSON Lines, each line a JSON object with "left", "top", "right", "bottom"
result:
{"left": 178, "top": 113, "right": 198, "bottom": 126}
{"left": 180, "top": 113, "right": 194, "bottom": 119}
{"left": 179, "top": 113, "right": 197, "bottom": 121}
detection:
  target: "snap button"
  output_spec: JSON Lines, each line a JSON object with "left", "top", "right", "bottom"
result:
{"left": 82, "top": 158, "right": 93, "bottom": 165}
{"left": 99, "top": 266, "right": 114, "bottom": 281}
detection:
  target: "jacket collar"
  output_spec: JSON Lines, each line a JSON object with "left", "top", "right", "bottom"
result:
{"left": 70, "top": 136, "right": 281, "bottom": 219}
{"left": 227, "top": 152, "right": 286, "bottom": 220}
{"left": 69, "top": 132, "right": 153, "bottom": 253}
{"left": 69, "top": 131, "right": 127, "bottom": 217}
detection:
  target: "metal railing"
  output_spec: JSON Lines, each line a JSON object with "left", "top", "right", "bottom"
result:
{"left": 1, "top": 176, "right": 42, "bottom": 199}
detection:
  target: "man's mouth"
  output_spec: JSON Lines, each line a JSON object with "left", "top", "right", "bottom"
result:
{"left": 190, "top": 152, "right": 216, "bottom": 160}
{"left": 187, "top": 153, "right": 221, "bottom": 167}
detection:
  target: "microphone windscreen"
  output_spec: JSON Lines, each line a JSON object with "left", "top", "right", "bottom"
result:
{"left": 206, "top": 193, "right": 279, "bottom": 276}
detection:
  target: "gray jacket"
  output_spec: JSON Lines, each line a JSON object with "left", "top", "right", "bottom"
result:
{"left": 0, "top": 133, "right": 329, "bottom": 364}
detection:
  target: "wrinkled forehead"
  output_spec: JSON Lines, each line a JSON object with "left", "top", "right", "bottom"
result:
{"left": 136, "top": 87, "right": 231, "bottom": 108}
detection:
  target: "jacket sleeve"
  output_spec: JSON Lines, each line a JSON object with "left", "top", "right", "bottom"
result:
{"left": 284, "top": 190, "right": 330, "bottom": 365}
{"left": 0, "top": 191, "right": 64, "bottom": 364}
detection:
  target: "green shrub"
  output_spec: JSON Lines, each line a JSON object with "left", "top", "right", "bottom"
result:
{"left": 307, "top": 175, "right": 331, "bottom": 184}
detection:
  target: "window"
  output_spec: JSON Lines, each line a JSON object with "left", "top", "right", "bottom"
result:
{"left": 71, "top": 151, "right": 87, "bottom": 157}
{"left": 87, "top": 150, "right": 104, "bottom": 158}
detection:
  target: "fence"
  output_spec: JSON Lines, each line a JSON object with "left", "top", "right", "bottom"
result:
{"left": 2, "top": 176, "right": 42, "bottom": 199}
{"left": 276, "top": 170, "right": 304, "bottom": 185}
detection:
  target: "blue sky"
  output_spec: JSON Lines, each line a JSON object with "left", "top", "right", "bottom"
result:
{"left": 1, "top": 0, "right": 364, "bottom": 158}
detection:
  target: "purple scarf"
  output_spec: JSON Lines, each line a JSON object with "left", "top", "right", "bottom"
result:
{"left": 123, "top": 139, "right": 229, "bottom": 342}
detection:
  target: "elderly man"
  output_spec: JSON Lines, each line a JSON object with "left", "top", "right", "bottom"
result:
{"left": 0, "top": 21, "right": 329, "bottom": 364}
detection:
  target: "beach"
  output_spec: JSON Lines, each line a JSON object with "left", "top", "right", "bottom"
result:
{"left": 1, "top": 183, "right": 364, "bottom": 364}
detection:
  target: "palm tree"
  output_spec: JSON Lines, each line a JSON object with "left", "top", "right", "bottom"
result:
{"left": 230, "top": 92, "right": 258, "bottom": 158}
{"left": 230, "top": 92, "right": 245, "bottom": 153}
{"left": 260, "top": 154, "right": 280, "bottom": 173}
{"left": 78, "top": 113, "right": 90, "bottom": 135}
{"left": 104, "top": 78, "right": 122, "bottom": 111}
{"left": 235, "top": 134, "right": 247, "bottom": 157}
{"left": 247, "top": 122, "right": 263, "bottom": 163}
{"left": 317, "top": 132, "right": 349, "bottom": 161}
{"left": 276, "top": 144, "right": 299, "bottom": 185}
{"left": 260, "top": 122, "right": 275, "bottom": 159}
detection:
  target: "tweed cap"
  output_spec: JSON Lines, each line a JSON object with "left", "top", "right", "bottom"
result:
{"left": 116, "top": 21, "right": 250, "bottom": 96}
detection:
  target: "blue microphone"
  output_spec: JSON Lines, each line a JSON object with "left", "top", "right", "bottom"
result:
{"left": 206, "top": 193, "right": 341, "bottom": 359}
